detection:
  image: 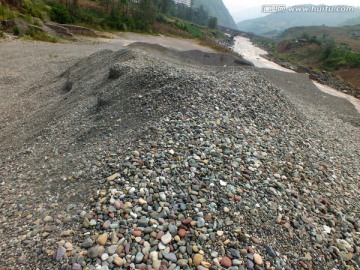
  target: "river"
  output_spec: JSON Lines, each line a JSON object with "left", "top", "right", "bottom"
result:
{"left": 232, "top": 36, "right": 360, "bottom": 113}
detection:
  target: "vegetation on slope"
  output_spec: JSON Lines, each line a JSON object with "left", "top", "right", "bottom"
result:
{"left": 279, "top": 25, "right": 360, "bottom": 52}
{"left": 0, "top": 0, "right": 233, "bottom": 55}
{"left": 277, "top": 25, "right": 360, "bottom": 70}
{"left": 251, "top": 25, "right": 360, "bottom": 90}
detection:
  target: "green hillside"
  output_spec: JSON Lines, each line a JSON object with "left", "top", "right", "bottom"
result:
{"left": 192, "top": 0, "right": 237, "bottom": 29}
{"left": 339, "top": 17, "right": 360, "bottom": 26}
{"left": 279, "top": 25, "right": 360, "bottom": 52}
{"left": 0, "top": 0, "right": 234, "bottom": 54}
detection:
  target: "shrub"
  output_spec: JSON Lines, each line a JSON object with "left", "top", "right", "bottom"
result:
{"left": 33, "top": 18, "right": 43, "bottom": 27}
{"left": 124, "top": 16, "right": 136, "bottom": 31}
{"left": 174, "top": 20, "right": 186, "bottom": 30}
{"left": 26, "top": 26, "right": 58, "bottom": 42}
{"left": 50, "top": 4, "right": 73, "bottom": 24}
{"left": 21, "top": 0, "right": 45, "bottom": 19}
{"left": 13, "top": 25, "right": 20, "bottom": 35}
{"left": 207, "top": 16, "right": 217, "bottom": 29}
{"left": 184, "top": 23, "right": 203, "bottom": 38}
{"left": 75, "top": 8, "right": 104, "bottom": 27}
{"left": 309, "top": 36, "right": 321, "bottom": 45}
{"left": 24, "top": 13, "right": 33, "bottom": 23}
{"left": 105, "top": 12, "right": 122, "bottom": 30}
{"left": 0, "top": 3, "right": 18, "bottom": 20}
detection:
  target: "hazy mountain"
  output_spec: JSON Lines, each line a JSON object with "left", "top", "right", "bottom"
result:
{"left": 339, "top": 17, "right": 360, "bottom": 26}
{"left": 232, "top": 6, "right": 266, "bottom": 22}
{"left": 237, "top": 5, "right": 360, "bottom": 36}
{"left": 192, "top": 0, "right": 237, "bottom": 29}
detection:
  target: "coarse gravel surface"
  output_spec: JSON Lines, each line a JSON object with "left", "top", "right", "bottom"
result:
{"left": 0, "top": 35, "right": 359, "bottom": 270}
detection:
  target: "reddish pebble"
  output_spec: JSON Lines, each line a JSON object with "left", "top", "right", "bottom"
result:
{"left": 251, "top": 237, "right": 261, "bottom": 245}
{"left": 159, "top": 265, "right": 168, "bottom": 270}
{"left": 137, "top": 160, "right": 143, "bottom": 167}
{"left": 114, "top": 201, "right": 122, "bottom": 210}
{"left": 117, "top": 245, "right": 124, "bottom": 256}
{"left": 156, "top": 231, "right": 165, "bottom": 240}
{"left": 182, "top": 218, "right": 192, "bottom": 225}
{"left": 178, "top": 229, "right": 187, "bottom": 238}
{"left": 109, "top": 212, "right": 115, "bottom": 218}
{"left": 125, "top": 243, "right": 130, "bottom": 254}
{"left": 102, "top": 220, "right": 111, "bottom": 229}
{"left": 220, "top": 257, "right": 232, "bottom": 268}
{"left": 133, "top": 231, "right": 142, "bottom": 237}
{"left": 158, "top": 218, "right": 165, "bottom": 224}
{"left": 248, "top": 246, "right": 255, "bottom": 253}
{"left": 233, "top": 196, "right": 242, "bottom": 201}
{"left": 205, "top": 214, "right": 212, "bottom": 221}
{"left": 283, "top": 222, "right": 291, "bottom": 229}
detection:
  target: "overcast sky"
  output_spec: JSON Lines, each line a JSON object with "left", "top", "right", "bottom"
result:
{"left": 223, "top": 0, "right": 360, "bottom": 22}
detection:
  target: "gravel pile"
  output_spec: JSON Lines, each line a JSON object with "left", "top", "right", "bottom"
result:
{"left": 0, "top": 45, "right": 359, "bottom": 270}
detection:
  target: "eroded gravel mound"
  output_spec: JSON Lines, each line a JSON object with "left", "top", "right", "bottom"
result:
{"left": 128, "top": 42, "right": 254, "bottom": 67}
{"left": 0, "top": 46, "right": 359, "bottom": 270}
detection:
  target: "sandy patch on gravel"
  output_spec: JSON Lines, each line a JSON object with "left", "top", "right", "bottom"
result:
{"left": 84, "top": 32, "right": 215, "bottom": 52}
{"left": 313, "top": 81, "right": 360, "bottom": 113}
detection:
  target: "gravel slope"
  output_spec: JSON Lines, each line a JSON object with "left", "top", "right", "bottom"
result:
{"left": 0, "top": 39, "right": 359, "bottom": 270}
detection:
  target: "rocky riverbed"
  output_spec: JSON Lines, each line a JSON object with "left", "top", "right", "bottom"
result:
{"left": 0, "top": 40, "right": 359, "bottom": 270}
{"left": 240, "top": 36, "right": 360, "bottom": 100}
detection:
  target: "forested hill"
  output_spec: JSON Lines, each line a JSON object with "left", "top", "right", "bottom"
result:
{"left": 192, "top": 0, "right": 237, "bottom": 29}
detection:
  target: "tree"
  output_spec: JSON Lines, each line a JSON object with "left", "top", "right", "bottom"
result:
{"left": 159, "top": 0, "right": 171, "bottom": 14}
{"left": 50, "top": 4, "right": 73, "bottom": 24}
{"left": 208, "top": 16, "right": 217, "bottom": 29}
{"left": 120, "top": 0, "right": 129, "bottom": 15}
{"left": 70, "top": 0, "right": 79, "bottom": 15}
{"left": 135, "top": 0, "right": 156, "bottom": 30}
{"left": 322, "top": 38, "right": 335, "bottom": 60}
{"left": 300, "top": 32, "right": 309, "bottom": 41}
{"left": 194, "top": 5, "right": 208, "bottom": 26}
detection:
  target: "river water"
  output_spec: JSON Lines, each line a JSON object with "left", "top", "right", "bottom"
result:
{"left": 232, "top": 36, "right": 360, "bottom": 113}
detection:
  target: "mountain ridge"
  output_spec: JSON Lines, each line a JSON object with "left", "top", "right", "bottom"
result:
{"left": 192, "top": 0, "right": 237, "bottom": 29}
{"left": 237, "top": 4, "right": 360, "bottom": 36}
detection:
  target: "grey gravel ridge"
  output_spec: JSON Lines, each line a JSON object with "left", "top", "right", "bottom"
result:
{"left": 0, "top": 42, "right": 359, "bottom": 270}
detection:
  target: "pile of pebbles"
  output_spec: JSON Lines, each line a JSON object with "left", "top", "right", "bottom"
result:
{"left": 0, "top": 46, "right": 359, "bottom": 270}
{"left": 54, "top": 50, "right": 359, "bottom": 270}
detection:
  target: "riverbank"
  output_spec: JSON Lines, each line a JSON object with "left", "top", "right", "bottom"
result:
{"left": 246, "top": 36, "right": 360, "bottom": 100}
{"left": 232, "top": 36, "right": 360, "bottom": 114}
{"left": 0, "top": 36, "right": 359, "bottom": 270}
